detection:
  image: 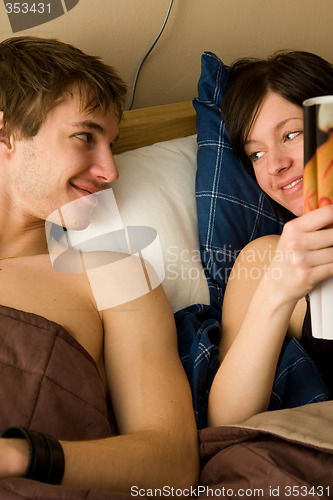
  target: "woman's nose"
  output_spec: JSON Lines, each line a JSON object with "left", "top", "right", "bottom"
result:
{"left": 266, "top": 148, "right": 293, "bottom": 175}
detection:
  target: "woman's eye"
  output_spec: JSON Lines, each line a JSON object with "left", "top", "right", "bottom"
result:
{"left": 249, "top": 151, "right": 264, "bottom": 162}
{"left": 75, "top": 133, "right": 91, "bottom": 143}
{"left": 284, "top": 130, "right": 302, "bottom": 142}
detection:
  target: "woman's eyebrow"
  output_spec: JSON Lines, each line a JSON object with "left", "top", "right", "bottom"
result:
{"left": 246, "top": 117, "right": 303, "bottom": 145}
{"left": 274, "top": 117, "right": 303, "bottom": 132}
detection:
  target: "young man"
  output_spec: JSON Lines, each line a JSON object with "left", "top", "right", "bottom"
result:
{"left": 0, "top": 36, "right": 199, "bottom": 495}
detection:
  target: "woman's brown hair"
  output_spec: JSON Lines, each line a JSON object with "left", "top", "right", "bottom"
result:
{"left": 222, "top": 51, "right": 333, "bottom": 175}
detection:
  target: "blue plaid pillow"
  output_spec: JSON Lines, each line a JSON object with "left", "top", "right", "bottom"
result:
{"left": 194, "top": 52, "right": 285, "bottom": 316}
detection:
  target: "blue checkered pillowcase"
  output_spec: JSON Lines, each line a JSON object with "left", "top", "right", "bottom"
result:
{"left": 193, "top": 52, "right": 285, "bottom": 316}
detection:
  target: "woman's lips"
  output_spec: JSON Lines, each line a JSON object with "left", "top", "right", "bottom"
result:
{"left": 280, "top": 177, "right": 303, "bottom": 194}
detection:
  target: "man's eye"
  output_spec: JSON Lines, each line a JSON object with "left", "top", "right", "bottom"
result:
{"left": 75, "top": 133, "right": 91, "bottom": 143}
{"left": 249, "top": 151, "right": 264, "bottom": 162}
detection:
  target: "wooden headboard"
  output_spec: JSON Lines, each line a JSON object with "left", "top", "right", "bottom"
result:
{"left": 112, "top": 101, "right": 196, "bottom": 154}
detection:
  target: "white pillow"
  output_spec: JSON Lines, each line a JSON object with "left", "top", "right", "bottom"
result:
{"left": 113, "top": 135, "right": 209, "bottom": 312}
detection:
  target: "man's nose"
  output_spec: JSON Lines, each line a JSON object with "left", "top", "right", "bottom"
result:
{"left": 90, "top": 149, "right": 119, "bottom": 184}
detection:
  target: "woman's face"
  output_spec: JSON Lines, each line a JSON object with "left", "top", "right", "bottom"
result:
{"left": 245, "top": 92, "right": 304, "bottom": 216}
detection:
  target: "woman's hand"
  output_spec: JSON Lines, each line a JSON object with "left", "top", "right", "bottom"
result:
{"left": 267, "top": 204, "right": 333, "bottom": 304}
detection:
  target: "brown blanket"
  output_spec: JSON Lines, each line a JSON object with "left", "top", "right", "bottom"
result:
{"left": 199, "top": 402, "right": 333, "bottom": 499}
{"left": 0, "top": 304, "right": 128, "bottom": 499}
{"left": 3, "top": 305, "right": 333, "bottom": 499}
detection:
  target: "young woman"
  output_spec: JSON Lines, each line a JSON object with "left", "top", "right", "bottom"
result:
{"left": 208, "top": 51, "right": 333, "bottom": 426}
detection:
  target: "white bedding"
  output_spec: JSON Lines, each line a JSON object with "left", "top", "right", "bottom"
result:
{"left": 113, "top": 135, "right": 209, "bottom": 312}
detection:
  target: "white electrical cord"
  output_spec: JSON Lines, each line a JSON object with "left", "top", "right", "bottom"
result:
{"left": 128, "top": 0, "right": 175, "bottom": 110}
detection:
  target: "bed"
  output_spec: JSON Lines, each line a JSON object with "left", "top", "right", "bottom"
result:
{"left": 1, "top": 53, "right": 333, "bottom": 499}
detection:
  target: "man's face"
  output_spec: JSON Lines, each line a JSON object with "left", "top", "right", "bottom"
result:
{"left": 6, "top": 92, "right": 119, "bottom": 229}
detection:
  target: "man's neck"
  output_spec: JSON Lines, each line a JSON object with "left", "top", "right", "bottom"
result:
{"left": 0, "top": 215, "right": 48, "bottom": 259}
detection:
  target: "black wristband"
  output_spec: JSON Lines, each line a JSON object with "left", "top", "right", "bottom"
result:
{"left": 2, "top": 426, "right": 65, "bottom": 484}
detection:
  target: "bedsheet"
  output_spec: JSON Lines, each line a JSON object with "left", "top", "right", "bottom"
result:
{"left": 199, "top": 402, "right": 333, "bottom": 499}
{"left": 0, "top": 304, "right": 132, "bottom": 499}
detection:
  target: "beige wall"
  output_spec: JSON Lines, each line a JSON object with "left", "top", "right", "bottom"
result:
{"left": 1, "top": 0, "right": 332, "bottom": 109}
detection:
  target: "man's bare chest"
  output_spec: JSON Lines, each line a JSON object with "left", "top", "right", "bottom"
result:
{"left": 0, "top": 256, "right": 104, "bottom": 366}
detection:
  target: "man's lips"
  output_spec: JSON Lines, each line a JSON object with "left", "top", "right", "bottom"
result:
{"left": 70, "top": 182, "right": 101, "bottom": 195}
{"left": 70, "top": 182, "right": 101, "bottom": 205}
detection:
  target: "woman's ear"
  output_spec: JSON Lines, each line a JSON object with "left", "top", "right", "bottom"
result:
{"left": 0, "top": 111, "right": 13, "bottom": 150}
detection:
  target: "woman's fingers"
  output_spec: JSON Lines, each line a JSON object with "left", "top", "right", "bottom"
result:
{"left": 307, "top": 262, "right": 333, "bottom": 287}
{"left": 304, "top": 247, "right": 333, "bottom": 267}
{"left": 282, "top": 227, "right": 333, "bottom": 254}
{"left": 271, "top": 206, "right": 333, "bottom": 300}
{"left": 281, "top": 206, "right": 333, "bottom": 252}
{"left": 295, "top": 204, "right": 333, "bottom": 232}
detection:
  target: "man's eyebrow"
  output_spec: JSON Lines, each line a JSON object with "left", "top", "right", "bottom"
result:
{"left": 71, "top": 120, "right": 119, "bottom": 143}
{"left": 71, "top": 120, "right": 106, "bottom": 135}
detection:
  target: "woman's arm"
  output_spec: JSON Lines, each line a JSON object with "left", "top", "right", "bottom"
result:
{"left": 208, "top": 205, "right": 333, "bottom": 426}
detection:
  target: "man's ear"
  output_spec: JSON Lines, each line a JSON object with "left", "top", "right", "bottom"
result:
{"left": 0, "top": 111, "right": 13, "bottom": 150}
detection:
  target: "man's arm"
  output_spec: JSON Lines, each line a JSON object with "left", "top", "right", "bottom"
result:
{"left": 0, "top": 261, "right": 199, "bottom": 492}
{"left": 62, "top": 284, "right": 199, "bottom": 492}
